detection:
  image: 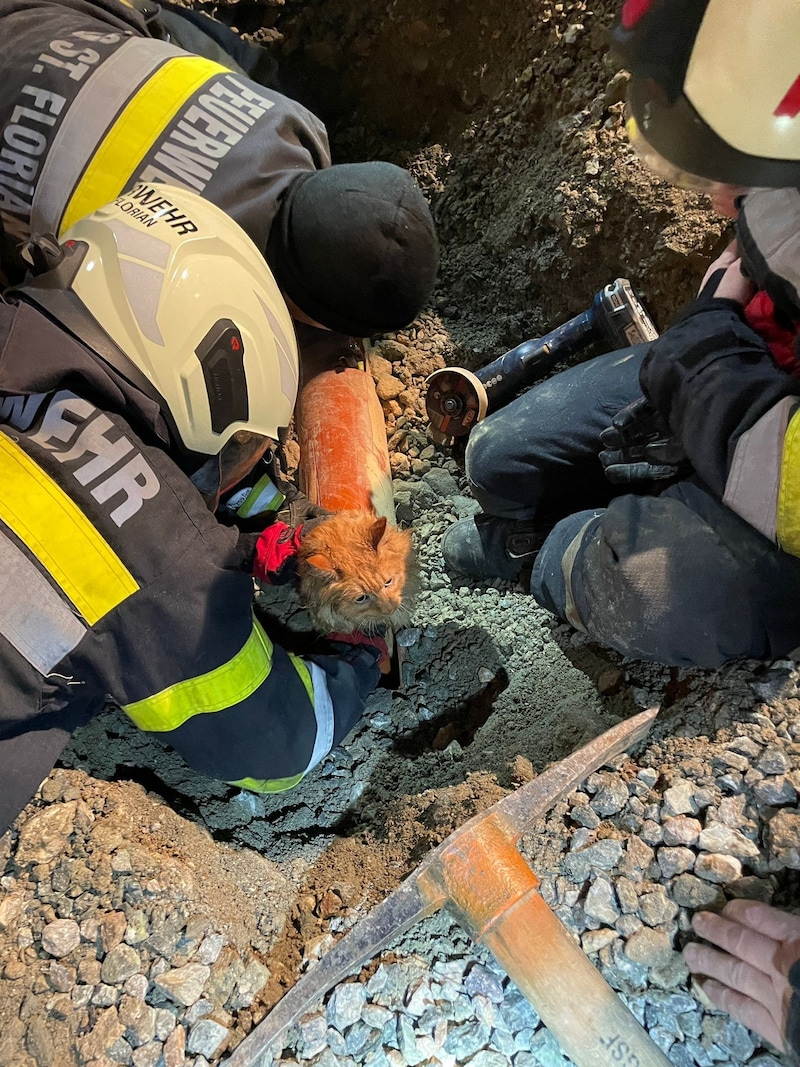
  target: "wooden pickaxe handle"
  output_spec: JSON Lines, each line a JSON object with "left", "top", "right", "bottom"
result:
{"left": 419, "top": 814, "right": 672, "bottom": 1067}
{"left": 223, "top": 709, "right": 662, "bottom": 1067}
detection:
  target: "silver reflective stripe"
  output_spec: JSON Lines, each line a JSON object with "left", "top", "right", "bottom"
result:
{"left": 723, "top": 396, "right": 797, "bottom": 543}
{"left": 305, "top": 662, "right": 335, "bottom": 774}
{"left": 31, "top": 38, "right": 181, "bottom": 236}
{"left": 108, "top": 219, "right": 171, "bottom": 268}
{"left": 561, "top": 516, "right": 598, "bottom": 634}
{"left": 118, "top": 259, "right": 165, "bottom": 345}
{"left": 0, "top": 529, "right": 85, "bottom": 674}
{"left": 257, "top": 291, "right": 299, "bottom": 403}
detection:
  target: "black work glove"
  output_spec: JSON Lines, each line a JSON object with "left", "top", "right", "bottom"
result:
{"left": 599, "top": 396, "right": 690, "bottom": 485}
{"left": 275, "top": 483, "right": 333, "bottom": 529}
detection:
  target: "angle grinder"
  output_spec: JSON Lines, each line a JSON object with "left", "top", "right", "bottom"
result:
{"left": 425, "top": 278, "right": 658, "bottom": 446}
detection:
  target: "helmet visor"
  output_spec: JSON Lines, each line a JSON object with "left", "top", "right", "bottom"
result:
{"left": 624, "top": 107, "right": 754, "bottom": 202}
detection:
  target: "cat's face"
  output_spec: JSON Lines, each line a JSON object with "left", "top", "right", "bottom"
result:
{"left": 297, "top": 511, "right": 417, "bottom": 634}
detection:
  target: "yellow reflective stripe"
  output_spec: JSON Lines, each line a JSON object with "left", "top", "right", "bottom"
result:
{"left": 288, "top": 652, "right": 314, "bottom": 704}
{"left": 61, "top": 55, "right": 228, "bottom": 233}
{"left": 0, "top": 432, "right": 137, "bottom": 625}
{"left": 777, "top": 409, "right": 800, "bottom": 556}
{"left": 124, "top": 616, "right": 273, "bottom": 732}
{"left": 227, "top": 657, "right": 313, "bottom": 791}
{"left": 228, "top": 772, "right": 305, "bottom": 794}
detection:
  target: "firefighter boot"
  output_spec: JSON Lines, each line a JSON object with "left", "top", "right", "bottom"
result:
{"left": 441, "top": 515, "right": 545, "bottom": 582}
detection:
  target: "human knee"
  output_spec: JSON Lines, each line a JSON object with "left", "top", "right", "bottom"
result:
{"left": 464, "top": 419, "right": 505, "bottom": 497}
{"left": 530, "top": 510, "right": 602, "bottom": 622}
{"left": 534, "top": 496, "right": 768, "bottom": 667}
{"left": 464, "top": 417, "right": 543, "bottom": 517}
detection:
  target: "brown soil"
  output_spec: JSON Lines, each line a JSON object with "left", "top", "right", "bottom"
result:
{"left": 1, "top": 2, "right": 756, "bottom": 1063}
{"left": 263, "top": 0, "right": 730, "bottom": 349}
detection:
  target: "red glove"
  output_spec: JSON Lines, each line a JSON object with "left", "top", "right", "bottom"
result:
{"left": 327, "top": 631, "right": 391, "bottom": 673}
{"left": 745, "top": 291, "right": 800, "bottom": 376}
{"left": 252, "top": 521, "right": 304, "bottom": 585}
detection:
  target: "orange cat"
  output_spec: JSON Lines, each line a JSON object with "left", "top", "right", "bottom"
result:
{"left": 297, "top": 511, "right": 417, "bottom": 634}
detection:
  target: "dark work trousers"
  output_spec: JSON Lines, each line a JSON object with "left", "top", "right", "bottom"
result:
{"left": 464, "top": 346, "right": 800, "bottom": 667}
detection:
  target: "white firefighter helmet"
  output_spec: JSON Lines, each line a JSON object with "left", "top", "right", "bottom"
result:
{"left": 17, "top": 183, "right": 299, "bottom": 472}
{"left": 612, "top": 0, "right": 800, "bottom": 197}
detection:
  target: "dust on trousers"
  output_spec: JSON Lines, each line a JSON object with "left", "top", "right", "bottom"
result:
{"left": 464, "top": 347, "right": 800, "bottom": 668}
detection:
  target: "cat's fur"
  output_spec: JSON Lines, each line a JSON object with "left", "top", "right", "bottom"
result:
{"left": 297, "top": 510, "right": 417, "bottom": 634}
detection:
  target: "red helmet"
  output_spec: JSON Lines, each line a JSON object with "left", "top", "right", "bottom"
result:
{"left": 612, "top": 0, "right": 800, "bottom": 195}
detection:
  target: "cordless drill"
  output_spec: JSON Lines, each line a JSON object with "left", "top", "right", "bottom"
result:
{"left": 425, "top": 278, "right": 658, "bottom": 446}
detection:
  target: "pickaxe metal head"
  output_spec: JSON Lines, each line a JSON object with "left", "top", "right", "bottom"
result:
{"left": 224, "top": 706, "right": 666, "bottom": 1067}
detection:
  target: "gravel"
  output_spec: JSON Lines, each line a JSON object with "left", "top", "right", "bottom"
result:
{"left": 3, "top": 312, "right": 800, "bottom": 1066}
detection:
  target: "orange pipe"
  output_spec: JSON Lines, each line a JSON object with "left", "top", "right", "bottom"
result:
{"left": 296, "top": 365, "right": 396, "bottom": 521}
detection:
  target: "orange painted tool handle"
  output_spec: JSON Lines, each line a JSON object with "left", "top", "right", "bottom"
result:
{"left": 296, "top": 366, "right": 396, "bottom": 521}
{"left": 420, "top": 816, "right": 671, "bottom": 1067}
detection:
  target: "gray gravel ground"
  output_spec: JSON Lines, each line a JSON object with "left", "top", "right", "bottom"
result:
{"left": 2, "top": 316, "right": 800, "bottom": 1067}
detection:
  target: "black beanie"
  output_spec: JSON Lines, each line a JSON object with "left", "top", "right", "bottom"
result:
{"left": 267, "top": 161, "right": 439, "bottom": 336}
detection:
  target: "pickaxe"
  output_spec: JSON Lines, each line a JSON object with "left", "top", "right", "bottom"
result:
{"left": 225, "top": 706, "right": 670, "bottom": 1067}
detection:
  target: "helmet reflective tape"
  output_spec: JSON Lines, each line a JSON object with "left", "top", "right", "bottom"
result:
{"left": 684, "top": 0, "right": 800, "bottom": 162}
{"left": 107, "top": 218, "right": 171, "bottom": 268}
{"left": 9, "top": 242, "right": 167, "bottom": 410}
{"left": 118, "top": 259, "right": 166, "bottom": 345}
{"left": 258, "top": 292, "right": 298, "bottom": 406}
{"left": 110, "top": 220, "right": 170, "bottom": 347}
{"left": 57, "top": 183, "right": 299, "bottom": 458}
{"left": 620, "top": 0, "right": 655, "bottom": 29}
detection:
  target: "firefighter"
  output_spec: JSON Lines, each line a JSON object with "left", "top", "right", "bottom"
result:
{"left": 0, "top": 0, "right": 438, "bottom": 338}
{"left": 442, "top": 0, "right": 800, "bottom": 669}
{"left": 0, "top": 183, "right": 384, "bottom": 837}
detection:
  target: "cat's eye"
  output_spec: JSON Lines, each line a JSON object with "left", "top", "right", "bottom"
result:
{"left": 384, "top": 578, "right": 393, "bottom": 587}
{"left": 355, "top": 594, "right": 370, "bottom": 604}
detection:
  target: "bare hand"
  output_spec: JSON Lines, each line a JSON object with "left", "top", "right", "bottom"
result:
{"left": 698, "top": 239, "right": 739, "bottom": 292}
{"left": 684, "top": 899, "right": 800, "bottom": 1052}
{"left": 713, "top": 257, "right": 757, "bottom": 305}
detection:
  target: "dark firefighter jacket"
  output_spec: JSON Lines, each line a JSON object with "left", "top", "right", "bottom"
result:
{"left": 0, "top": 0, "right": 330, "bottom": 276}
{"left": 640, "top": 292, "right": 800, "bottom": 558}
{"left": 0, "top": 297, "right": 380, "bottom": 836}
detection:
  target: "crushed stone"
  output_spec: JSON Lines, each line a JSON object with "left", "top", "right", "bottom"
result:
{"left": 2, "top": 1, "right": 799, "bottom": 1065}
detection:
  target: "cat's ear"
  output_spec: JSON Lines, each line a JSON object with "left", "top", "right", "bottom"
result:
{"left": 369, "top": 516, "right": 388, "bottom": 549}
{"left": 305, "top": 552, "right": 336, "bottom": 575}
